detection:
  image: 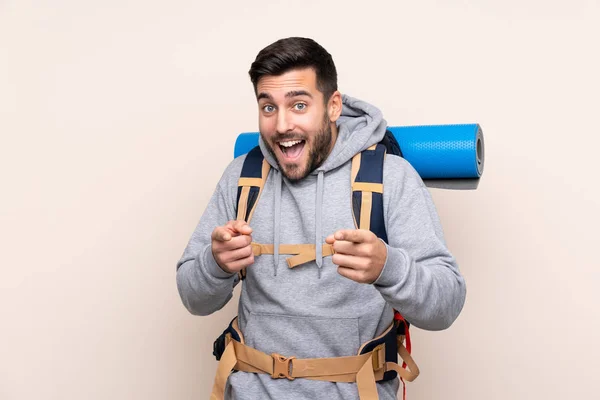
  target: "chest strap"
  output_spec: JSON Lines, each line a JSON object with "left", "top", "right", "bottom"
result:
{"left": 250, "top": 243, "right": 335, "bottom": 268}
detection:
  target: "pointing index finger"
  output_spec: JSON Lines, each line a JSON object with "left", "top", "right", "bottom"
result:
{"left": 334, "top": 229, "right": 370, "bottom": 243}
{"left": 233, "top": 220, "right": 253, "bottom": 235}
{"left": 212, "top": 227, "right": 232, "bottom": 242}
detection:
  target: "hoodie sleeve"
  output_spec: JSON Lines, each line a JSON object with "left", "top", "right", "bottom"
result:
{"left": 372, "top": 156, "right": 467, "bottom": 331}
{"left": 175, "top": 158, "right": 243, "bottom": 316}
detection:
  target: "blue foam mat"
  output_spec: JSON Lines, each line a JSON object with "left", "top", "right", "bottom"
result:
{"left": 234, "top": 123, "right": 484, "bottom": 180}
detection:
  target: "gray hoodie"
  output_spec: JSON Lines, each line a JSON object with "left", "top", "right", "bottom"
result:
{"left": 176, "top": 94, "right": 466, "bottom": 399}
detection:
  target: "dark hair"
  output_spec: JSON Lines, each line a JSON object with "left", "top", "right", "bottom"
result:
{"left": 248, "top": 37, "right": 338, "bottom": 102}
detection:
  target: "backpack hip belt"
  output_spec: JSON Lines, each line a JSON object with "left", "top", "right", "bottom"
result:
{"left": 210, "top": 317, "right": 419, "bottom": 400}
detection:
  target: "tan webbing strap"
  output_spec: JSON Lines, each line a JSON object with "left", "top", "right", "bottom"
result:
{"left": 286, "top": 245, "right": 335, "bottom": 268}
{"left": 250, "top": 243, "right": 310, "bottom": 256}
{"left": 236, "top": 159, "right": 271, "bottom": 224}
{"left": 393, "top": 340, "right": 420, "bottom": 382}
{"left": 384, "top": 362, "right": 419, "bottom": 383}
{"left": 232, "top": 341, "right": 273, "bottom": 374}
{"left": 356, "top": 352, "right": 379, "bottom": 400}
{"left": 237, "top": 177, "right": 264, "bottom": 187}
{"left": 360, "top": 191, "right": 373, "bottom": 231}
{"left": 289, "top": 352, "right": 376, "bottom": 379}
{"left": 250, "top": 243, "right": 335, "bottom": 268}
{"left": 352, "top": 182, "right": 384, "bottom": 193}
{"left": 210, "top": 340, "right": 237, "bottom": 400}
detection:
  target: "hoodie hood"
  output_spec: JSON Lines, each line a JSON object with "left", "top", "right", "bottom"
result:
{"left": 257, "top": 94, "right": 388, "bottom": 276}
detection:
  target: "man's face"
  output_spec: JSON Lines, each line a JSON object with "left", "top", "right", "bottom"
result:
{"left": 256, "top": 68, "right": 337, "bottom": 182}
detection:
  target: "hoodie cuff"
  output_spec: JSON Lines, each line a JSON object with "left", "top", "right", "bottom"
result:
{"left": 201, "top": 244, "right": 237, "bottom": 280}
{"left": 372, "top": 241, "right": 409, "bottom": 288}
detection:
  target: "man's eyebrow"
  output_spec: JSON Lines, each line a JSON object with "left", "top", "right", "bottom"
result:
{"left": 286, "top": 90, "right": 312, "bottom": 98}
{"left": 257, "top": 92, "right": 273, "bottom": 101}
{"left": 256, "top": 90, "right": 313, "bottom": 101}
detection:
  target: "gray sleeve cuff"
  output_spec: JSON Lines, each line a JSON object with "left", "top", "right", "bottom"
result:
{"left": 201, "top": 243, "right": 237, "bottom": 280}
{"left": 372, "top": 241, "right": 409, "bottom": 287}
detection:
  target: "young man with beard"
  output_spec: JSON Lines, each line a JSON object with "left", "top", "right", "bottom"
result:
{"left": 176, "top": 37, "right": 466, "bottom": 400}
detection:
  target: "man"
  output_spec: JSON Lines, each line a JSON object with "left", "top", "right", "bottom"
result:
{"left": 176, "top": 37, "right": 466, "bottom": 400}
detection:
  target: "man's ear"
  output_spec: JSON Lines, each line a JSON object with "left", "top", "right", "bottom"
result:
{"left": 327, "top": 91, "right": 343, "bottom": 122}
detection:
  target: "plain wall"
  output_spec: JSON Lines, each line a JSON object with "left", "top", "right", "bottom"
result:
{"left": 1, "top": 0, "right": 599, "bottom": 399}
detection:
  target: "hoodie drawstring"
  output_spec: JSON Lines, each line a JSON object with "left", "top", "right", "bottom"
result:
{"left": 271, "top": 169, "right": 325, "bottom": 277}
{"left": 273, "top": 169, "right": 282, "bottom": 276}
{"left": 315, "top": 170, "right": 324, "bottom": 278}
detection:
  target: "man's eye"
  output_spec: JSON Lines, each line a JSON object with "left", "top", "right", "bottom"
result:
{"left": 263, "top": 105, "right": 275, "bottom": 113}
{"left": 294, "top": 103, "right": 307, "bottom": 111}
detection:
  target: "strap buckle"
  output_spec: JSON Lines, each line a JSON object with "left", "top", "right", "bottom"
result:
{"left": 271, "top": 353, "right": 296, "bottom": 380}
{"left": 371, "top": 344, "right": 385, "bottom": 371}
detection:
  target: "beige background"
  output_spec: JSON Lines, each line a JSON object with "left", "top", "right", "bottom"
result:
{"left": 1, "top": 0, "right": 599, "bottom": 399}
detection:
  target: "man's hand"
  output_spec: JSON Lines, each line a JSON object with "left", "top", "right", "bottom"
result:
{"left": 211, "top": 220, "right": 254, "bottom": 274}
{"left": 325, "top": 229, "right": 387, "bottom": 284}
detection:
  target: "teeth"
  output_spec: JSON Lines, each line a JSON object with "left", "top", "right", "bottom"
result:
{"left": 279, "top": 140, "right": 303, "bottom": 147}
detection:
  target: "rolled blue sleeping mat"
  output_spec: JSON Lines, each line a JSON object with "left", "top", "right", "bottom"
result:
{"left": 234, "top": 123, "right": 484, "bottom": 189}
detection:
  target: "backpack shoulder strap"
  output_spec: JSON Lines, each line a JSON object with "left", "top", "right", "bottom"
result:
{"left": 236, "top": 146, "right": 270, "bottom": 223}
{"left": 350, "top": 130, "right": 403, "bottom": 243}
{"left": 235, "top": 146, "right": 270, "bottom": 280}
{"left": 351, "top": 142, "right": 388, "bottom": 243}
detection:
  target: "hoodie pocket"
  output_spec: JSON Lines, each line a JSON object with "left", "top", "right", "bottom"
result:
{"left": 243, "top": 312, "right": 360, "bottom": 359}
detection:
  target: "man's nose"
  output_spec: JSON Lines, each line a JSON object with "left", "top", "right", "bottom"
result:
{"left": 276, "top": 110, "right": 294, "bottom": 134}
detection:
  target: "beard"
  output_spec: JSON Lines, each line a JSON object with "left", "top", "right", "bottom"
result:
{"left": 261, "top": 113, "right": 333, "bottom": 183}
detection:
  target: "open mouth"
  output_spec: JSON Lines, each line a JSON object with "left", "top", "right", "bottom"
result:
{"left": 278, "top": 139, "right": 306, "bottom": 161}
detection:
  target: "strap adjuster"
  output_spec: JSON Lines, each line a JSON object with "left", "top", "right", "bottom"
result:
{"left": 271, "top": 353, "right": 296, "bottom": 380}
{"left": 371, "top": 344, "right": 385, "bottom": 371}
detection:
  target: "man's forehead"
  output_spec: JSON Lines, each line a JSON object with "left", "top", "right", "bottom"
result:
{"left": 256, "top": 68, "right": 319, "bottom": 97}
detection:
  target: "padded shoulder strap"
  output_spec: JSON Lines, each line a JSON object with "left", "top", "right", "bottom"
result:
{"left": 235, "top": 146, "right": 270, "bottom": 281}
{"left": 351, "top": 143, "right": 388, "bottom": 243}
{"left": 236, "top": 146, "right": 270, "bottom": 223}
